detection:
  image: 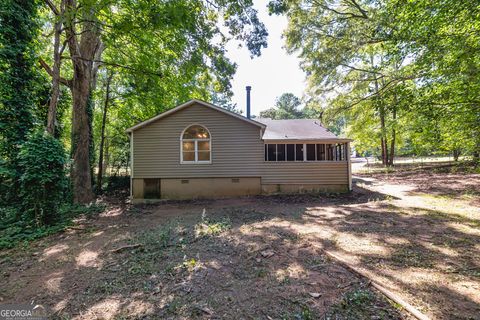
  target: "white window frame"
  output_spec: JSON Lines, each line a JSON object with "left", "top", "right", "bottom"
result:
{"left": 180, "top": 124, "right": 212, "bottom": 164}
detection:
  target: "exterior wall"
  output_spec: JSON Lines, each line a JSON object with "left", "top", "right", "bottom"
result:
{"left": 131, "top": 102, "right": 351, "bottom": 200}
{"left": 132, "top": 103, "right": 264, "bottom": 178}
{"left": 161, "top": 177, "right": 261, "bottom": 199}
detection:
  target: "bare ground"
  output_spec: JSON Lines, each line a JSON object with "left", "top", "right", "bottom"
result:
{"left": 1, "top": 168, "right": 479, "bottom": 319}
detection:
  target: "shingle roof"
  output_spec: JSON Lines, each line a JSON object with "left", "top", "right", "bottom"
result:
{"left": 257, "top": 118, "right": 345, "bottom": 140}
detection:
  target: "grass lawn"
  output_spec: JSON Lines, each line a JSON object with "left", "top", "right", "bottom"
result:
{"left": 1, "top": 165, "right": 478, "bottom": 319}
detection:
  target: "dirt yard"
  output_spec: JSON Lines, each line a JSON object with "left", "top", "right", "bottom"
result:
{"left": 1, "top": 167, "right": 479, "bottom": 319}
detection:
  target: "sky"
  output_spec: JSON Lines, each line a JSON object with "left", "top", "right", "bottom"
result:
{"left": 224, "top": 0, "right": 306, "bottom": 117}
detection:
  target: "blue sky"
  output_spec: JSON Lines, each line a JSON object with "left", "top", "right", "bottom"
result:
{"left": 225, "top": 0, "right": 306, "bottom": 116}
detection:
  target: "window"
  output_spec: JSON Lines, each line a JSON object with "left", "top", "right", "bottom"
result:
{"left": 306, "top": 144, "right": 316, "bottom": 161}
{"left": 265, "top": 143, "right": 348, "bottom": 162}
{"left": 277, "top": 144, "right": 286, "bottom": 161}
{"left": 181, "top": 125, "right": 211, "bottom": 163}
{"left": 267, "top": 144, "right": 276, "bottom": 161}
{"left": 316, "top": 144, "right": 325, "bottom": 160}
{"left": 286, "top": 144, "right": 295, "bottom": 161}
{"left": 295, "top": 144, "right": 304, "bottom": 161}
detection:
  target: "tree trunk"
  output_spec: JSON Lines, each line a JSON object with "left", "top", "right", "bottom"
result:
{"left": 473, "top": 105, "right": 480, "bottom": 165}
{"left": 96, "top": 71, "right": 113, "bottom": 194}
{"left": 380, "top": 104, "right": 389, "bottom": 166}
{"left": 388, "top": 105, "right": 396, "bottom": 166}
{"left": 453, "top": 149, "right": 460, "bottom": 161}
{"left": 64, "top": 0, "right": 102, "bottom": 203}
{"left": 47, "top": 17, "right": 62, "bottom": 135}
{"left": 71, "top": 68, "right": 95, "bottom": 203}
{"left": 373, "top": 54, "right": 389, "bottom": 167}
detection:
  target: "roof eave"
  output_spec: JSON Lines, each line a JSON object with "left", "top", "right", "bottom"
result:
{"left": 263, "top": 138, "right": 353, "bottom": 142}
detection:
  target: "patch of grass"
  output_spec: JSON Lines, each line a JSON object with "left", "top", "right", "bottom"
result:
{"left": 176, "top": 257, "right": 200, "bottom": 272}
{"left": 254, "top": 267, "right": 269, "bottom": 278}
{"left": 135, "top": 223, "right": 175, "bottom": 250}
{"left": 422, "top": 208, "right": 480, "bottom": 227}
{"left": 295, "top": 307, "right": 314, "bottom": 320}
{"left": 278, "top": 275, "right": 291, "bottom": 285}
{"left": 390, "top": 244, "right": 434, "bottom": 268}
{"left": 324, "top": 286, "right": 402, "bottom": 319}
{"left": 0, "top": 203, "right": 105, "bottom": 249}
{"left": 194, "top": 214, "right": 231, "bottom": 238}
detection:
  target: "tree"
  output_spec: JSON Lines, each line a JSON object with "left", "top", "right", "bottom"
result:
{"left": 260, "top": 93, "right": 305, "bottom": 119}
{"left": 270, "top": 0, "right": 480, "bottom": 165}
{"left": 0, "top": 0, "right": 40, "bottom": 203}
{"left": 39, "top": 0, "right": 268, "bottom": 203}
{"left": 387, "top": 0, "right": 480, "bottom": 162}
{"left": 96, "top": 70, "right": 114, "bottom": 194}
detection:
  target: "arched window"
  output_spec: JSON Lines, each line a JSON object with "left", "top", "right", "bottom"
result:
{"left": 181, "top": 125, "right": 211, "bottom": 163}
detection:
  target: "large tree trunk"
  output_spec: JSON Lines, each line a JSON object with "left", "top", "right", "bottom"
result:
{"left": 64, "top": 0, "right": 101, "bottom": 203}
{"left": 96, "top": 71, "right": 113, "bottom": 194}
{"left": 71, "top": 68, "right": 95, "bottom": 203}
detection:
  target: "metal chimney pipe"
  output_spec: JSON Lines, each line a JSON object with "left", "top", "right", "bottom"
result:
{"left": 246, "top": 86, "right": 251, "bottom": 119}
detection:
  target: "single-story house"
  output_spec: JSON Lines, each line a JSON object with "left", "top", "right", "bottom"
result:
{"left": 126, "top": 99, "right": 352, "bottom": 202}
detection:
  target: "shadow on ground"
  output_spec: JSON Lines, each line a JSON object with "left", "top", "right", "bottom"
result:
{"left": 1, "top": 172, "right": 479, "bottom": 319}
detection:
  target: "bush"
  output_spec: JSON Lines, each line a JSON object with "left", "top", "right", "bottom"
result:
{"left": 0, "top": 159, "right": 16, "bottom": 207}
{"left": 104, "top": 175, "right": 130, "bottom": 194}
{"left": 18, "top": 131, "right": 68, "bottom": 226}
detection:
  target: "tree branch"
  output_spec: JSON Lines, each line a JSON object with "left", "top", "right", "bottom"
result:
{"left": 44, "top": 0, "right": 60, "bottom": 15}
{"left": 64, "top": 0, "right": 81, "bottom": 61}
{"left": 312, "top": 0, "right": 368, "bottom": 19}
{"left": 63, "top": 55, "right": 164, "bottom": 77}
{"left": 340, "top": 64, "right": 384, "bottom": 75}
{"left": 39, "top": 58, "right": 72, "bottom": 88}
{"left": 346, "top": 0, "right": 369, "bottom": 19}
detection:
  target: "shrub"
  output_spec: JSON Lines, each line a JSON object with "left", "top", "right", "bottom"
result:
{"left": 18, "top": 131, "right": 68, "bottom": 226}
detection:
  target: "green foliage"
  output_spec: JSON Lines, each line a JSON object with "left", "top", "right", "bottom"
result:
{"left": 324, "top": 287, "right": 403, "bottom": 319}
{"left": 260, "top": 93, "right": 312, "bottom": 119}
{"left": 86, "top": 1, "right": 269, "bottom": 180}
{"left": 0, "top": 203, "right": 104, "bottom": 249}
{"left": 18, "top": 131, "right": 68, "bottom": 226}
{"left": 271, "top": 0, "right": 480, "bottom": 161}
{"left": 194, "top": 215, "right": 231, "bottom": 238}
{"left": 0, "top": 0, "right": 41, "bottom": 204}
{"left": 0, "top": 0, "right": 39, "bottom": 159}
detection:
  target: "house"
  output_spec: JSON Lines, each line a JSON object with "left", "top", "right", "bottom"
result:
{"left": 126, "top": 98, "right": 352, "bottom": 202}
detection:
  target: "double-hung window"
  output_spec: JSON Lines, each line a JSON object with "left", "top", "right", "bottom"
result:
{"left": 181, "top": 125, "right": 211, "bottom": 163}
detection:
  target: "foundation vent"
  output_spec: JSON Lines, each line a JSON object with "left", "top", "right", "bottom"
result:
{"left": 181, "top": 179, "right": 190, "bottom": 184}
{"left": 231, "top": 178, "right": 240, "bottom": 183}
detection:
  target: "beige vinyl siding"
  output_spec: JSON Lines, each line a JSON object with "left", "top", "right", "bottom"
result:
{"left": 132, "top": 102, "right": 349, "bottom": 186}
{"left": 133, "top": 103, "right": 264, "bottom": 178}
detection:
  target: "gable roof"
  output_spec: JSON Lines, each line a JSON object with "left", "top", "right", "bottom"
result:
{"left": 126, "top": 99, "right": 266, "bottom": 133}
{"left": 257, "top": 118, "right": 350, "bottom": 141}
